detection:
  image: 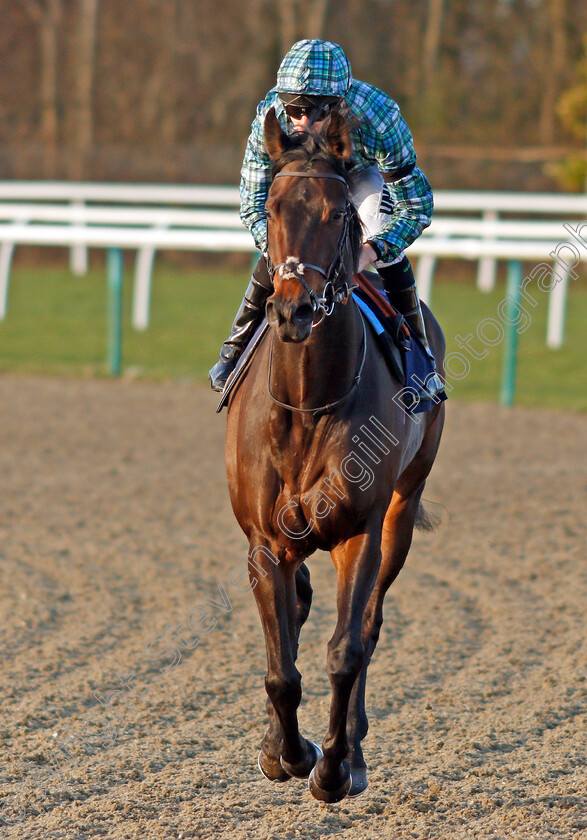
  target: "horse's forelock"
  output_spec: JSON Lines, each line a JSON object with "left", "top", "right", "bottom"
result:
{"left": 269, "top": 130, "right": 346, "bottom": 178}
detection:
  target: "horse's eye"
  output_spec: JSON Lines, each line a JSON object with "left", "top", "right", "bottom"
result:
{"left": 265, "top": 208, "right": 273, "bottom": 221}
{"left": 332, "top": 210, "right": 345, "bottom": 223}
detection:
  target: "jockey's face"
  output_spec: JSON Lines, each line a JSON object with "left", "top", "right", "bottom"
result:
{"left": 289, "top": 113, "right": 325, "bottom": 133}
{"left": 282, "top": 99, "right": 339, "bottom": 134}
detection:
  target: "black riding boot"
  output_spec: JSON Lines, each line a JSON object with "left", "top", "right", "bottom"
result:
{"left": 378, "top": 257, "right": 445, "bottom": 399}
{"left": 208, "top": 258, "right": 272, "bottom": 392}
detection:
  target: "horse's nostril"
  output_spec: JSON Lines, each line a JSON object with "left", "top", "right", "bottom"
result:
{"left": 294, "top": 304, "right": 314, "bottom": 324}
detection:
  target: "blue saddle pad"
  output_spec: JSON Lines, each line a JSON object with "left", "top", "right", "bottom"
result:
{"left": 353, "top": 287, "right": 446, "bottom": 415}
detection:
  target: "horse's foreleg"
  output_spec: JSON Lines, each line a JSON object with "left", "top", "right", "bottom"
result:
{"left": 260, "top": 562, "right": 313, "bottom": 782}
{"left": 346, "top": 488, "right": 423, "bottom": 796}
{"left": 251, "top": 548, "right": 319, "bottom": 781}
{"left": 346, "top": 408, "right": 445, "bottom": 795}
{"left": 294, "top": 562, "right": 313, "bottom": 650}
{"left": 308, "top": 528, "right": 381, "bottom": 803}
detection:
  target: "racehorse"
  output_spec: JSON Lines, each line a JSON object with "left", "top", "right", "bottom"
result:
{"left": 224, "top": 108, "right": 445, "bottom": 802}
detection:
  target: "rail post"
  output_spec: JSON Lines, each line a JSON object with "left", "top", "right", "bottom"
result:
{"left": 107, "top": 247, "right": 123, "bottom": 375}
{"left": 500, "top": 259, "right": 522, "bottom": 406}
{"left": 546, "top": 258, "right": 569, "bottom": 349}
{"left": 70, "top": 200, "right": 89, "bottom": 276}
{"left": 477, "top": 209, "right": 498, "bottom": 292}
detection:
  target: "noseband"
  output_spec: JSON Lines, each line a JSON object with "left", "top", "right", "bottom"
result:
{"left": 264, "top": 170, "right": 356, "bottom": 323}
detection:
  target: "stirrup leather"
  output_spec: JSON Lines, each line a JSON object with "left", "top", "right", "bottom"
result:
{"left": 208, "top": 275, "right": 270, "bottom": 391}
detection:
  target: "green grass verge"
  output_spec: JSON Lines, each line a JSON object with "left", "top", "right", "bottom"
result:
{"left": 431, "top": 267, "right": 586, "bottom": 411}
{"left": 0, "top": 259, "right": 584, "bottom": 410}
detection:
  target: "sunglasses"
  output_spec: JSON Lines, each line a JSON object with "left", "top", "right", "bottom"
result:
{"left": 284, "top": 102, "right": 334, "bottom": 121}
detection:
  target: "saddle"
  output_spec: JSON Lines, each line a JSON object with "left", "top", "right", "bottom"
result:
{"left": 216, "top": 272, "right": 437, "bottom": 414}
{"left": 353, "top": 271, "right": 409, "bottom": 385}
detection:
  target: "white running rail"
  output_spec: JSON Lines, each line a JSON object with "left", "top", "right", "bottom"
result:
{"left": 1, "top": 183, "right": 586, "bottom": 348}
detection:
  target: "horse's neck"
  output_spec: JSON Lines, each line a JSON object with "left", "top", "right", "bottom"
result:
{"left": 268, "top": 299, "right": 363, "bottom": 416}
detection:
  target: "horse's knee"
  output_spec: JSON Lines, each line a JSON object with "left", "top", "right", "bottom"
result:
{"left": 265, "top": 671, "right": 302, "bottom": 709}
{"left": 327, "top": 638, "right": 364, "bottom": 685}
{"left": 295, "top": 566, "right": 313, "bottom": 623}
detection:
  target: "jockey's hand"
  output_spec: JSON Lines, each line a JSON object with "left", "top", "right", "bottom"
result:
{"left": 358, "top": 243, "right": 377, "bottom": 273}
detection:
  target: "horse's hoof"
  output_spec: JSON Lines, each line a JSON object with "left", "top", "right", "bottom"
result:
{"left": 347, "top": 766, "right": 368, "bottom": 797}
{"left": 258, "top": 750, "right": 292, "bottom": 783}
{"left": 308, "top": 763, "right": 352, "bottom": 803}
{"left": 280, "top": 740, "right": 322, "bottom": 778}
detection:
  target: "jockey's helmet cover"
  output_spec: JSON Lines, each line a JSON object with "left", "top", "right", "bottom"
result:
{"left": 276, "top": 40, "right": 353, "bottom": 99}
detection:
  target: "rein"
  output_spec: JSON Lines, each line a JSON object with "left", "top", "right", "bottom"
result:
{"left": 267, "top": 313, "right": 367, "bottom": 417}
{"left": 265, "top": 167, "right": 366, "bottom": 416}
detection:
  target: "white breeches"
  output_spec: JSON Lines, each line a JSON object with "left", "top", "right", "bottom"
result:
{"left": 348, "top": 165, "right": 404, "bottom": 268}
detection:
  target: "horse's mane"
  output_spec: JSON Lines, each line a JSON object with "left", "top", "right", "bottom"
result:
{"left": 269, "top": 126, "right": 364, "bottom": 277}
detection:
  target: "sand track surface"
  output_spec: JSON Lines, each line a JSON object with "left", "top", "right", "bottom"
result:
{"left": 0, "top": 377, "right": 585, "bottom": 840}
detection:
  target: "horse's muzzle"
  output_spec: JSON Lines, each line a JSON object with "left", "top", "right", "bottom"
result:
{"left": 266, "top": 298, "right": 314, "bottom": 343}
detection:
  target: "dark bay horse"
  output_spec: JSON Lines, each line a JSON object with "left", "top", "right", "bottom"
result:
{"left": 225, "top": 108, "right": 445, "bottom": 802}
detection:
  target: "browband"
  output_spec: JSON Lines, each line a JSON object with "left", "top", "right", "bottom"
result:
{"left": 274, "top": 171, "right": 349, "bottom": 188}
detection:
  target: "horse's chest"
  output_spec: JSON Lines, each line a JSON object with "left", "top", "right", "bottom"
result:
{"left": 267, "top": 437, "right": 381, "bottom": 549}
{"left": 271, "top": 449, "right": 317, "bottom": 494}
{"left": 269, "top": 417, "right": 342, "bottom": 483}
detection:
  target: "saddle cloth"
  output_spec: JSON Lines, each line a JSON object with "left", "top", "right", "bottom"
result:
{"left": 353, "top": 272, "right": 446, "bottom": 414}
{"left": 216, "top": 272, "right": 444, "bottom": 414}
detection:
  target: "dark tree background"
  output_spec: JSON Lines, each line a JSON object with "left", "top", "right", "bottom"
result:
{"left": 0, "top": 0, "right": 586, "bottom": 190}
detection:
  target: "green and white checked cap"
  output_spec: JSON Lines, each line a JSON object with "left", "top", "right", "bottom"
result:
{"left": 276, "top": 39, "right": 353, "bottom": 98}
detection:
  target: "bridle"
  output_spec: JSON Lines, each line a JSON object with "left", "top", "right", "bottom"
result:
{"left": 264, "top": 167, "right": 367, "bottom": 416}
{"left": 264, "top": 170, "right": 356, "bottom": 325}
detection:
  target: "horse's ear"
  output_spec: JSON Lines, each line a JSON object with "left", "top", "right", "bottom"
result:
{"left": 323, "top": 111, "right": 353, "bottom": 161}
{"left": 264, "top": 107, "right": 290, "bottom": 161}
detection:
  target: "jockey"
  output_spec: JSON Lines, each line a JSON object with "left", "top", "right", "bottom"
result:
{"left": 209, "top": 38, "right": 444, "bottom": 400}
